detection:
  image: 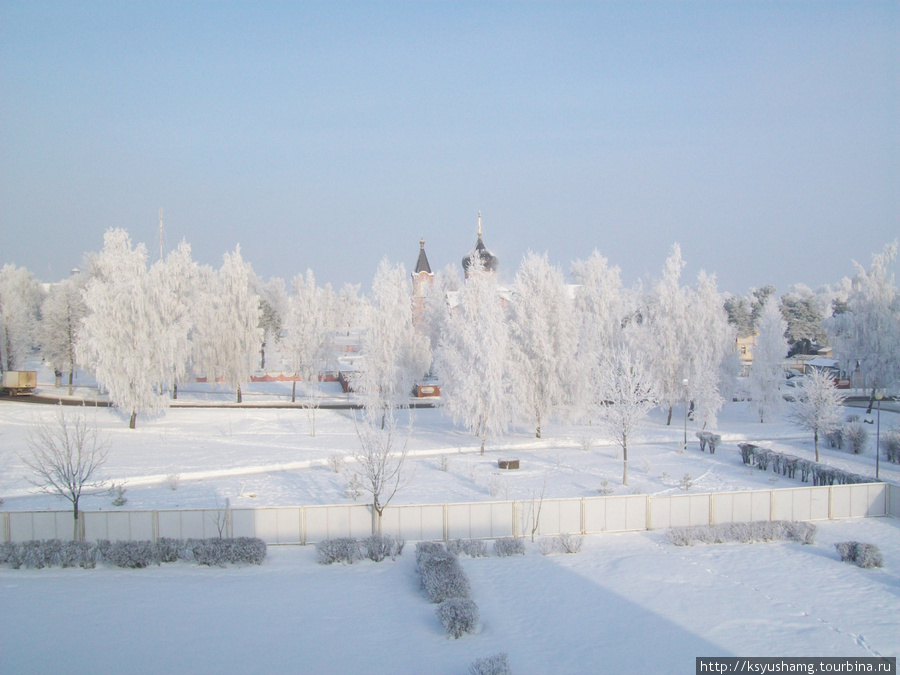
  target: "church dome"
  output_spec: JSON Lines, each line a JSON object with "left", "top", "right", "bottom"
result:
{"left": 462, "top": 212, "right": 498, "bottom": 275}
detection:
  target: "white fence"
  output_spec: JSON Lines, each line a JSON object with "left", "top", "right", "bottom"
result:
{"left": 2, "top": 482, "right": 895, "bottom": 545}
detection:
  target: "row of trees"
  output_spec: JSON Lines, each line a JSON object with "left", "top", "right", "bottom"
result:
{"left": 1, "top": 232, "right": 896, "bottom": 439}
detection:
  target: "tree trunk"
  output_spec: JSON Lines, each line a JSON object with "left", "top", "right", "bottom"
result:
{"left": 260, "top": 343, "right": 266, "bottom": 370}
{"left": 372, "top": 504, "right": 383, "bottom": 535}
{"left": 866, "top": 385, "right": 877, "bottom": 415}
{"left": 814, "top": 430, "right": 819, "bottom": 462}
{"left": 73, "top": 502, "right": 80, "bottom": 541}
{"left": 129, "top": 410, "right": 137, "bottom": 429}
{"left": 291, "top": 378, "right": 297, "bottom": 403}
{"left": 237, "top": 384, "right": 242, "bottom": 404}
{"left": 68, "top": 371, "right": 74, "bottom": 395}
{"left": 666, "top": 405, "right": 673, "bottom": 426}
{"left": 622, "top": 444, "right": 628, "bottom": 486}
{"left": 480, "top": 433, "right": 486, "bottom": 456}
{"left": 172, "top": 382, "right": 178, "bottom": 400}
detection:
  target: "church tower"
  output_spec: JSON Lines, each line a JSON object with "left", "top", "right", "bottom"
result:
{"left": 411, "top": 237, "right": 433, "bottom": 321}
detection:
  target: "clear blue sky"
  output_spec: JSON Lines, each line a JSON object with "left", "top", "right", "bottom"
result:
{"left": 1, "top": 1, "right": 897, "bottom": 295}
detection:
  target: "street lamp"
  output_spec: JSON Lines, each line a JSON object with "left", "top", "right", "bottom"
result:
{"left": 682, "top": 378, "right": 689, "bottom": 452}
{"left": 875, "top": 391, "right": 883, "bottom": 480}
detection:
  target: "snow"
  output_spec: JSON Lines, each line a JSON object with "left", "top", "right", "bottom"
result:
{"left": 1, "top": 370, "right": 899, "bottom": 672}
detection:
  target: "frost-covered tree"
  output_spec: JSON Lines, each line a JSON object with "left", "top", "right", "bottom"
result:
{"left": 21, "top": 405, "right": 109, "bottom": 540}
{"left": 148, "top": 240, "right": 198, "bottom": 400}
{"left": 825, "top": 242, "right": 900, "bottom": 397}
{"left": 420, "top": 265, "right": 460, "bottom": 371}
{"left": 0, "top": 264, "right": 43, "bottom": 372}
{"left": 254, "top": 276, "right": 286, "bottom": 371}
{"left": 787, "top": 368, "right": 845, "bottom": 462}
{"left": 724, "top": 294, "right": 753, "bottom": 338}
{"left": 354, "top": 258, "right": 430, "bottom": 426}
{"left": 352, "top": 407, "right": 410, "bottom": 534}
{"left": 748, "top": 297, "right": 788, "bottom": 423}
{"left": 780, "top": 287, "right": 825, "bottom": 356}
{"left": 684, "top": 271, "right": 733, "bottom": 430}
{"left": 749, "top": 285, "right": 776, "bottom": 330}
{"left": 187, "top": 248, "right": 262, "bottom": 403}
{"left": 283, "top": 270, "right": 333, "bottom": 434}
{"left": 77, "top": 229, "right": 169, "bottom": 428}
{"left": 437, "top": 257, "right": 511, "bottom": 454}
{"left": 508, "top": 252, "right": 576, "bottom": 438}
{"left": 40, "top": 274, "right": 88, "bottom": 394}
{"left": 570, "top": 250, "right": 626, "bottom": 423}
{"left": 593, "top": 345, "right": 657, "bottom": 486}
{"left": 642, "top": 244, "right": 690, "bottom": 425}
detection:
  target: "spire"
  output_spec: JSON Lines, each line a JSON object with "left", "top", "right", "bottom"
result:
{"left": 477, "top": 211, "right": 482, "bottom": 238}
{"left": 414, "top": 237, "right": 432, "bottom": 275}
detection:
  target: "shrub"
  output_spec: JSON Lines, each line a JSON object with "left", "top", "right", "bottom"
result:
{"left": 327, "top": 453, "right": 344, "bottom": 473}
{"left": 191, "top": 537, "right": 267, "bottom": 566}
{"left": 835, "top": 541, "right": 883, "bottom": 568}
{"left": 436, "top": 597, "right": 480, "bottom": 638}
{"left": 667, "top": 521, "right": 817, "bottom": 547}
{"left": 362, "top": 534, "right": 405, "bottom": 562}
{"left": 419, "top": 550, "right": 471, "bottom": 603}
{"left": 493, "top": 537, "right": 525, "bottom": 558}
{"left": 165, "top": 473, "right": 181, "bottom": 491}
{"left": 469, "top": 653, "right": 512, "bottom": 675}
{"left": 316, "top": 537, "right": 360, "bottom": 565}
{"left": 843, "top": 422, "right": 869, "bottom": 454}
{"left": 538, "top": 534, "right": 583, "bottom": 555}
{"left": 102, "top": 540, "right": 158, "bottom": 568}
{"left": 447, "top": 538, "right": 489, "bottom": 558}
{"left": 156, "top": 537, "right": 184, "bottom": 563}
{"left": 881, "top": 428, "right": 900, "bottom": 464}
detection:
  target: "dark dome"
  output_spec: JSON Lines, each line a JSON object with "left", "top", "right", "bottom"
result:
{"left": 462, "top": 212, "right": 498, "bottom": 275}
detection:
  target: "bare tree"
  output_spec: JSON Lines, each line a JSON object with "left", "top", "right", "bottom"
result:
{"left": 352, "top": 408, "right": 412, "bottom": 534}
{"left": 21, "top": 405, "right": 110, "bottom": 540}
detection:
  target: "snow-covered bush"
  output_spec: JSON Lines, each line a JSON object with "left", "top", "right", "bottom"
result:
{"left": 436, "top": 597, "right": 480, "bottom": 638}
{"left": 417, "top": 543, "right": 472, "bottom": 604}
{"left": 316, "top": 537, "right": 361, "bottom": 565}
{"left": 835, "top": 541, "right": 883, "bottom": 568}
{"left": 101, "top": 540, "right": 158, "bottom": 568}
{"left": 157, "top": 537, "right": 184, "bottom": 563}
{"left": 538, "top": 533, "right": 583, "bottom": 555}
{"left": 166, "top": 473, "right": 181, "bottom": 491}
{"left": 883, "top": 428, "right": 900, "bottom": 463}
{"left": 696, "top": 431, "right": 721, "bottom": 454}
{"left": 190, "top": 537, "right": 267, "bottom": 566}
{"left": 667, "top": 521, "right": 816, "bottom": 547}
{"left": 826, "top": 428, "right": 844, "bottom": 449}
{"left": 737, "top": 443, "right": 870, "bottom": 485}
{"left": 680, "top": 473, "right": 693, "bottom": 491}
{"left": 327, "top": 453, "right": 344, "bottom": 473}
{"left": 361, "top": 534, "right": 405, "bottom": 562}
{"left": 447, "top": 538, "right": 489, "bottom": 558}
{"left": 493, "top": 537, "right": 525, "bottom": 558}
{"left": 469, "top": 653, "right": 512, "bottom": 675}
{"left": 843, "top": 422, "right": 869, "bottom": 454}
{"left": 110, "top": 483, "right": 127, "bottom": 507}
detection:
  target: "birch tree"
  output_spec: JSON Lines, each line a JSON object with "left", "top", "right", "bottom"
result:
{"left": 40, "top": 274, "right": 88, "bottom": 394}
{"left": 21, "top": 405, "right": 109, "bottom": 540}
{"left": 748, "top": 297, "right": 788, "bottom": 422}
{"left": 593, "top": 345, "right": 657, "bottom": 486}
{"left": 508, "top": 252, "right": 575, "bottom": 438}
{"left": 683, "top": 271, "right": 733, "bottom": 430}
{"left": 0, "top": 264, "right": 43, "bottom": 373}
{"left": 77, "top": 229, "right": 168, "bottom": 428}
{"left": 437, "top": 257, "right": 511, "bottom": 454}
{"left": 825, "top": 241, "right": 900, "bottom": 397}
{"left": 643, "top": 244, "right": 690, "bottom": 425}
{"left": 216, "top": 246, "right": 263, "bottom": 403}
{"left": 787, "top": 368, "right": 845, "bottom": 462}
{"left": 352, "top": 407, "right": 411, "bottom": 534}
{"left": 354, "top": 258, "right": 430, "bottom": 425}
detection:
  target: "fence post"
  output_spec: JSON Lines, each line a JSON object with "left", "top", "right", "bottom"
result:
{"left": 828, "top": 486, "right": 834, "bottom": 520}
{"left": 769, "top": 490, "right": 776, "bottom": 522}
{"left": 645, "top": 495, "right": 652, "bottom": 531}
{"left": 512, "top": 501, "right": 519, "bottom": 538}
{"left": 300, "top": 506, "right": 306, "bottom": 546}
{"left": 442, "top": 504, "right": 449, "bottom": 542}
{"left": 2, "top": 511, "right": 8, "bottom": 543}
{"left": 580, "top": 498, "right": 586, "bottom": 535}
{"left": 709, "top": 493, "right": 715, "bottom": 525}
{"left": 152, "top": 511, "right": 159, "bottom": 542}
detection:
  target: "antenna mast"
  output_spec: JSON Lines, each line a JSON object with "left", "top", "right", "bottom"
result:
{"left": 157, "top": 208, "right": 165, "bottom": 261}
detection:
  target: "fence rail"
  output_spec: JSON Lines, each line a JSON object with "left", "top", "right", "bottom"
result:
{"left": 1, "top": 482, "right": 896, "bottom": 545}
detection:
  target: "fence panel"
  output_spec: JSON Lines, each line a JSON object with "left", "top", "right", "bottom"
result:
{"left": 2, "top": 483, "right": 892, "bottom": 545}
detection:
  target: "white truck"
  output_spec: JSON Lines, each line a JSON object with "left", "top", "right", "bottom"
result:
{"left": 1, "top": 370, "right": 37, "bottom": 395}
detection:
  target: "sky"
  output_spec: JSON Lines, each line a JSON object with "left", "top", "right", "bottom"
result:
{"left": 1, "top": 1, "right": 897, "bottom": 296}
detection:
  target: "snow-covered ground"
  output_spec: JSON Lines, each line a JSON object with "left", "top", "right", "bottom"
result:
{"left": 1, "top": 373, "right": 899, "bottom": 672}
